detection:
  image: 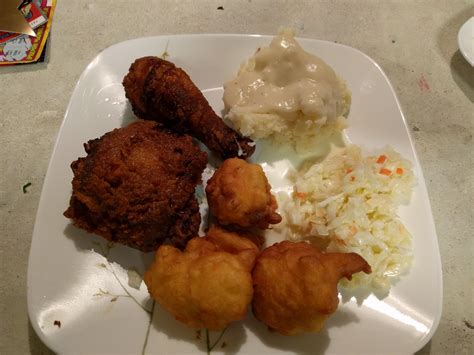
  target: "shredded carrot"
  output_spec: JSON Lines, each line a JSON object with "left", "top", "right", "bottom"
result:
{"left": 335, "top": 238, "right": 347, "bottom": 247}
{"left": 380, "top": 168, "right": 392, "bottom": 176}
{"left": 396, "top": 167, "right": 404, "bottom": 175}
{"left": 376, "top": 155, "right": 387, "bottom": 164}
{"left": 346, "top": 168, "right": 353, "bottom": 174}
{"left": 350, "top": 225, "right": 358, "bottom": 235}
{"left": 295, "top": 192, "right": 307, "bottom": 200}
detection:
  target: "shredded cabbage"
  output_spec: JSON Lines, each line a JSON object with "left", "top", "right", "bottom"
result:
{"left": 282, "top": 145, "right": 414, "bottom": 294}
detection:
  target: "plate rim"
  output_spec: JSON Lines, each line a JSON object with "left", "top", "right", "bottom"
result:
{"left": 458, "top": 16, "right": 474, "bottom": 66}
{"left": 27, "top": 33, "right": 443, "bottom": 354}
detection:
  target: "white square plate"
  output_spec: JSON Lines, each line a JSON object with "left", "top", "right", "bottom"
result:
{"left": 27, "top": 34, "right": 442, "bottom": 354}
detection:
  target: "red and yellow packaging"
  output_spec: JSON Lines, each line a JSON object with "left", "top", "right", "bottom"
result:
{"left": 0, "top": 0, "right": 56, "bottom": 65}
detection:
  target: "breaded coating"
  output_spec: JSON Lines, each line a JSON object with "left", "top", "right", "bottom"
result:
{"left": 252, "top": 241, "right": 371, "bottom": 335}
{"left": 208, "top": 224, "right": 266, "bottom": 250}
{"left": 144, "top": 225, "right": 259, "bottom": 330}
{"left": 205, "top": 225, "right": 262, "bottom": 267}
{"left": 123, "top": 56, "right": 255, "bottom": 160}
{"left": 206, "top": 158, "right": 282, "bottom": 229}
{"left": 64, "top": 120, "right": 207, "bottom": 252}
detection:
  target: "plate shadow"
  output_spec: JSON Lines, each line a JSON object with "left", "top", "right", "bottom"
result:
{"left": 244, "top": 311, "right": 332, "bottom": 355}
{"left": 28, "top": 320, "right": 55, "bottom": 355}
{"left": 63, "top": 223, "right": 154, "bottom": 277}
{"left": 151, "top": 304, "right": 247, "bottom": 354}
{"left": 450, "top": 50, "right": 474, "bottom": 103}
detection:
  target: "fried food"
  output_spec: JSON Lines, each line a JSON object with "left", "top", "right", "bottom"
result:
{"left": 144, "top": 225, "right": 259, "bottom": 330}
{"left": 64, "top": 120, "right": 207, "bottom": 252}
{"left": 123, "top": 56, "right": 255, "bottom": 160}
{"left": 205, "top": 225, "right": 263, "bottom": 263}
{"left": 206, "top": 158, "right": 282, "bottom": 229}
{"left": 252, "top": 241, "right": 371, "bottom": 335}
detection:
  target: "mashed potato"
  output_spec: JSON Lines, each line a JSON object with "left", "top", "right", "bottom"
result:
{"left": 223, "top": 29, "right": 351, "bottom": 152}
{"left": 280, "top": 145, "right": 414, "bottom": 294}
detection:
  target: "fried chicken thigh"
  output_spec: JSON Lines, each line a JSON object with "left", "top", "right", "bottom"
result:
{"left": 252, "top": 241, "right": 371, "bottom": 335}
{"left": 123, "top": 56, "right": 255, "bottom": 160}
{"left": 206, "top": 158, "right": 282, "bottom": 229}
{"left": 64, "top": 121, "right": 207, "bottom": 251}
{"left": 144, "top": 225, "right": 259, "bottom": 330}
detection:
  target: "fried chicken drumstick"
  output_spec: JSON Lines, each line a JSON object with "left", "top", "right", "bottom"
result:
{"left": 64, "top": 120, "right": 207, "bottom": 252}
{"left": 252, "top": 241, "right": 371, "bottom": 335}
{"left": 123, "top": 56, "right": 255, "bottom": 160}
{"left": 144, "top": 225, "right": 259, "bottom": 330}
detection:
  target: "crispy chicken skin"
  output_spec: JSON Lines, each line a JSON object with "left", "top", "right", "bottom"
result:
{"left": 123, "top": 56, "right": 255, "bottom": 160}
{"left": 144, "top": 225, "right": 259, "bottom": 330}
{"left": 252, "top": 241, "right": 371, "bottom": 335}
{"left": 64, "top": 120, "right": 207, "bottom": 252}
{"left": 206, "top": 158, "right": 282, "bottom": 229}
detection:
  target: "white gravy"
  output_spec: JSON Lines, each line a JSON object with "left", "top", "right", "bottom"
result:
{"left": 223, "top": 31, "right": 347, "bottom": 121}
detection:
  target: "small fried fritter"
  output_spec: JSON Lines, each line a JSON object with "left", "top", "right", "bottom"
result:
{"left": 252, "top": 241, "right": 371, "bottom": 335}
{"left": 205, "top": 225, "right": 263, "bottom": 265}
{"left": 64, "top": 120, "right": 207, "bottom": 251}
{"left": 144, "top": 225, "right": 259, "bottom": 330}
{"left": 206, "top": 158, "right": 282, "bottom": 229}
{"left": 123, "top": 56, "right": 255, "bottom": 160}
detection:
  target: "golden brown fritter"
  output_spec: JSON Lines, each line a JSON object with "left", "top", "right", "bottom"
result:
{"left": 206, "top": 158, "right": 282, "bottom": 229}
{"left": 123, "top": 56, "right": 255, "bottom": 160}
{"left": 64, "top": 120, "right": 207, "bottom": 252}
{"left": 209, "top": 224, "right": 266, "bottom": 250}
{"left": 205, "top": 225, "right": 262, "bottom": 266}
{"left": 252, "top": 241, "right": 371, "bottom": 335}
{"left": 144, "top": 225, "right": 259, "bottom": 330}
